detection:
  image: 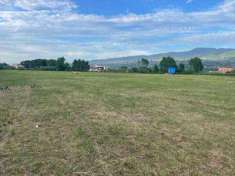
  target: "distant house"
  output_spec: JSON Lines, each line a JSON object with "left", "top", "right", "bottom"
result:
{"left": 12, "top": 64, "right": 24, "bottom": 69}
{"left": 217, "top": 67, "right": 234, "bottom": 74}
{"left": 89, "top": 65, "right": 106, "bottom": 72}
{"left": 168, "top": 67, "right": 176, "bottom": 74}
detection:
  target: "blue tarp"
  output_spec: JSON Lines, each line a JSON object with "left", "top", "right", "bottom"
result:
{"left": 168, "top": 67, "right": 176, "bottom": 74}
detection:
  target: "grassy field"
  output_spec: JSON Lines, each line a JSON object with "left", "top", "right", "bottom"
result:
{"left": 0, "top": 70, "right": 235, "bottom": 176}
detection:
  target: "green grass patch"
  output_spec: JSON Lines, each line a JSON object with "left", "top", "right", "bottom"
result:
{"left": 0, "top": 70, "right": 235, "bottom": 175}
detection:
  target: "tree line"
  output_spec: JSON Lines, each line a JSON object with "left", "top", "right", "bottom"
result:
{"left": 1, "top": 56, "right": 203, "bottom": 74}
{"left": 0, "top": 63, "right": 11, "bottom": 70}
{"left": 112, "top": 57, "right": 204, "bottom": 74}
{"left": 20, "top": 57, "right": 90, "bottom": 71}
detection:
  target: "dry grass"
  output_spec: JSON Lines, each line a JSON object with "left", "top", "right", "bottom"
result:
{"left": 0, "top": 70, "right": 235, "bottom": 175}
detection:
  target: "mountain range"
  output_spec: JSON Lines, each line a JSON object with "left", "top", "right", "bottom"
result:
{"left": 90, "top": 48, "right": 235, "bottom": 69}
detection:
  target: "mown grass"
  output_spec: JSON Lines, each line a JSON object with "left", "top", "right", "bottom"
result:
{"left": 0, "top": 70, "right": 235, "bottom": 176}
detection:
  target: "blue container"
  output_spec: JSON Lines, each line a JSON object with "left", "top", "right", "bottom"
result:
{"left": 168, "top": 67, "right": 176, "bottom": 74}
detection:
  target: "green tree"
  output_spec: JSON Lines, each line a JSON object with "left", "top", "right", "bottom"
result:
{"left": 130, "top": 67, "right": 139, "bottom": 73}
{"left": 178, "top": 63, "right": 185, "bottom": 73}
{"left": 20, "top": 60, "right": 32, "bottom": 69}
{"left": 0, "top": 63, "right": 10, "bottom": 70}
{"left": 47, "top": 59, "right": 57, "bottom": 67}
{"left": 137, "top": 58, "right": 150, "bottom": 73}
{"left": 138, "top": 58, "right": 149, "bottom": 67}
{"left": 72, "top": 59, "right": 90, "bottom": 72}
{"left": 189, "top": 57, "right": 203, "bottom": 73}
{"left": 159, "top": 56, "right": 177, "bottom": 73}
{"left": 153, "top": 64, "right": 159, "bottom": 73}
{"left": 56, "top": 57, "right": 67, "bottom": 71}
{"left": 21, "top": 59, "right": 47, "bottom": 69}
{"left": 44, "top": 59, "right": 57, "bottom": 70}
{"left": 119, "top": 66, "right": 128, "bottom": 72}
{"left": 64, "top": 63, "right": 71, "bottom": 71}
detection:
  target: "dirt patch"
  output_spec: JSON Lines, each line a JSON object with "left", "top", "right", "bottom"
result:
{"left": 208, "top": 150, "right": 226, "bottom": 170}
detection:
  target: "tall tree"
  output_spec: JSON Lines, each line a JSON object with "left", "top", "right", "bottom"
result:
{"left": 189, "top": 57, "right": 204, "bottom": 72}
{"left": 56, "top": 57, "right": 67, "bottom": 71}
{"left": 138, "top": 58, "right": 149, "bottom": 67}
{"left": 21, "top": 59, "right": 56, "bottom": 69}
{"left": 137, "top": 58, "right": 150, "bottom": 73}
{"left": 178, "top": 63, "right": 185, "bottom": 73}
{"left": 47, "top": 59, "right": 57, "bottom": 67}
{"left": 153, "top": 64, "right": 159, "bottom": 73}
{"left": 21, "top": 60, "right": 32, "bottom": 69}
{"left": 159, "top": 56, "right": 177, "bottom": 73}
{"left": 72, "top": 59, "right": 90, "bottom": 71}
{"left": 119, "top": 66, "right": 128, "bottom": 72}
{"left": 20, "top": 58, "right": 70, "bottom": 71}
{"left": 0, "top": 63, "right": 10, "bottom": 70}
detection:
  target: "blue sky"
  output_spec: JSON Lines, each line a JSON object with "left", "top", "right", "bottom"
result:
{"left": 0, "top": 0, "right": 235, "bottom": 63}
{"left": 75, "top": 0, "right": 221, "bottom": 15}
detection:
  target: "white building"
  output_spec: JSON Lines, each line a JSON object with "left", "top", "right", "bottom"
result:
{"left": 12, "top": 64, "right": 24, "bottom": 69}
{"left": 89, "top": 65, "right": 106, "bottom": 72}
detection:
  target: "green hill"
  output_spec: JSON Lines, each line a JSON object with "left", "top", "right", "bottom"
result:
{"left": 202, "top": 50, "right": 235, "bottom": 60}
{"left": 90, "top": 48, "right": 235, "bottom": 69}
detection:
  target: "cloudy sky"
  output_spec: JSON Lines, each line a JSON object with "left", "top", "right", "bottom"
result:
{"left": 0, "top": 0, "right": 235, "bottom": 63}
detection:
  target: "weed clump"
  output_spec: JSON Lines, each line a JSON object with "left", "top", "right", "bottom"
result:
{"left": 0, "top": 86, "right": 9, "bottom": 91}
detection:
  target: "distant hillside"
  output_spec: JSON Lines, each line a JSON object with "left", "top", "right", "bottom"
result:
{"left": 90, "top": 48, "right": 235, "bottom": 69}
{"left": 202, "top": 50, "right": 235, "bottom": 60}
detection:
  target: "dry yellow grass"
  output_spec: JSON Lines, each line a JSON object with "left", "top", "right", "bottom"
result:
{"left": 0, "top": 70, "right": 235, "bottom": 175}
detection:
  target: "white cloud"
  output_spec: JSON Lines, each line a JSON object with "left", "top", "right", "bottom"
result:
{"left": 0, "top": 0, "right": 9, "bottom": 3}
{"left": 16, "top": 0, "right": 77, "bottom": 11}
{"left": 181, "top": 31, "right": 235, "bottom": 44}
{"left": 0, "top": 0, "right": 235, "bottom": 63}
{"left": 0, "top": 0, "right": 77, "bottom": 11}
